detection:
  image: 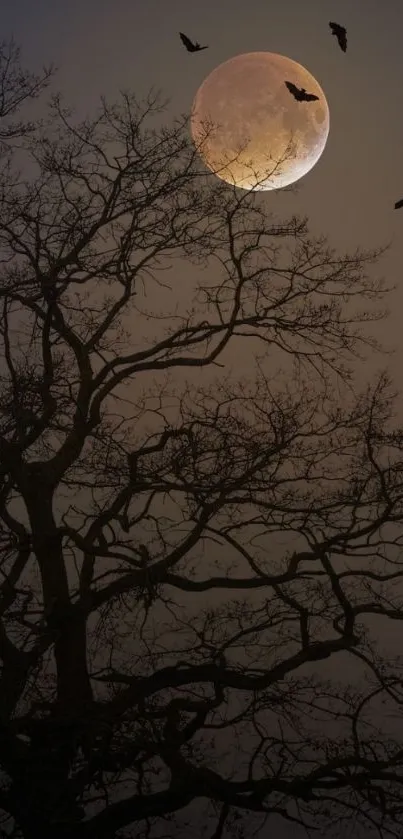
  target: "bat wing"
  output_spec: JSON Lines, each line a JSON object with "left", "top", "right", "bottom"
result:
{"left": 305, "top": 93, "right": 319, "bottom": 101}
{"left": 394, "top": 199, "right": 403, "bottom": 210}
{"left": 330, "top": 22, "right": 347, "bottom": 51}
{"left": 180, "top": 32, "right": 195, "bottom": 51}
{"left": 285, "top": 81, "right": 299, "bottom": 97}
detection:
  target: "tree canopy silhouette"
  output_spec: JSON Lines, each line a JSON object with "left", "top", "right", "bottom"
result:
{"left": 0, "top": 37, "right": 52, "bottom": 147}
{"left": 1, "top": 43, "right": 403, "bottom": 839}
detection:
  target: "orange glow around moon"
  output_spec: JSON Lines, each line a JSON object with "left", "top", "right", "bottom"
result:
{"left": 191, "top": 52, "right": 330, "bottom": 191}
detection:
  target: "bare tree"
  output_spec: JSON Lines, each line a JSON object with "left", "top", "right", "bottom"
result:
{"left": 0, "top": 38, "right": 53, "bottom": 147}
{"left": 1, "top": 76, "right": 403, "bottom": 839}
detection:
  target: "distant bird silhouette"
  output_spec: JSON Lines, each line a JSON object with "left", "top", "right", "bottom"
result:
{"left": 329, "top": 21, "right": 347, "bottom": 52}
{"left": 285, "top": 81, "right": 319, "bottom": 102}
{"left": 394, "top": 199, "right": 403, "bottom": 210}
{"left": 179, "top": 32, "right": 208, "bottom": 52}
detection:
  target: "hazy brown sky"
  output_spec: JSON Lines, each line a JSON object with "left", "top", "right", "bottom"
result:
{"left": 3, "top": 0, "right": 403, "bottom": 377}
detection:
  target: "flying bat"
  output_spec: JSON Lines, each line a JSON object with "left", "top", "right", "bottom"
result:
{"left": 394, "top": 199, "right": 403, "bottom": 210}
{"left": 285, "top": 81, "right": 319, "bottom": 102}
{"left": 329, "top": 21, "right": 347, "bottom": 52}
{"left": 179, "top": 32, "right": 208, "bottom": 52}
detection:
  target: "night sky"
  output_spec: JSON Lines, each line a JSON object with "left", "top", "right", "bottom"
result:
{"left": 3, "top": 0, "right": 403, "bottom": 375}
{"left": 2, "top": 2, "right": 403, "bottom": 836}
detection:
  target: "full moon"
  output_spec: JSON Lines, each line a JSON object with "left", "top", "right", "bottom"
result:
{"left": 190, "top": 52, "right": 329, "bottom": 191}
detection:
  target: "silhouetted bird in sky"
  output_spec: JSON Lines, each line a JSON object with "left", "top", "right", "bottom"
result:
{"left": 394, "top": 199, "right": 403, "bottom": 210}
{"left": 179, "top": 32, "right": 208, "bottom": 52}
{"left": 329, "top": 21, "right": 347, "bottom": 52}
{"left": 285, "top": 81, "right": 319, "bottom": 102}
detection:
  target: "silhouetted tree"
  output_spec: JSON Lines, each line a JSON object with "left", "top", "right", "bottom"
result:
{"left": 0, "top": 38, "right": 53, "bottom": 147}
{"left": 1, "top": 54, "right": 403, "bottom": 839}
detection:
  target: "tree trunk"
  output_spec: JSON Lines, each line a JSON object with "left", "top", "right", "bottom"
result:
{"left": 23, "top": 469, "right": 93, "bottom": 715}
